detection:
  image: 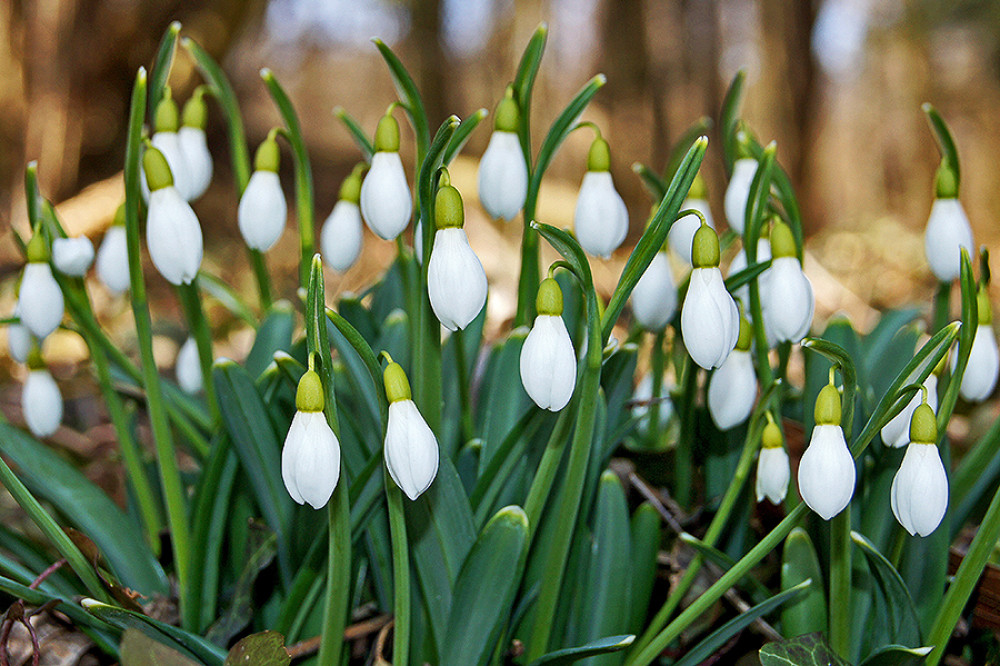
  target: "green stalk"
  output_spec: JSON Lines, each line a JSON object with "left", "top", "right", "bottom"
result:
{"left": 674, "top": 356, "right": 697, "bottom": 508}
{"left": 453, "top": 328, "right": 475, "bottom": 445}
{"left": 178, "top": 279, "right": 220, "bottom": 422}
{"left": 645, "top": 330, "right": 666, "bottom": 450}
{"left": 123, "top": 67, "right": 192, "bottom": 624}
{"left": 385, "top": 472, "right": 410, "bottom": 666}
{"left": 932, "top": 282, "right": 950, "bottom": 334}
{"left": 516, "top": 209, "right": 541, "bottom": 327}
{"left": 829, "top": 509, "right": 852, "bottom": 657}
{"left": 523, "top": 403, "right": 576, "bottom": 535}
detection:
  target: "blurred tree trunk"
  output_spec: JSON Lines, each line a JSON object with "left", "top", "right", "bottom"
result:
{"left": 409, "top": 0, "right": 446, "bottom": 130}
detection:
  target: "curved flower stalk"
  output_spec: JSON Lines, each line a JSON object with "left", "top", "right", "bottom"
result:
{"left": 520, "top": 277, "right": 577, "bottom": 411}
{"left": 175, "top": 337, "right": 202, "bottom": 394}
{"left": 881, "top": 374, "right": 938, "bottom": 448}
{"left": 360, "top": 108, "right": 412, "bottom": 241}
{"left": 954, "top": 284, "right": 998, "bottom": 402}
{"left": 630, "top": 248, "right": 677, "bottom": 331}
{"left": 680, "top": 222, "right": 739, "bottom": 369}
{"left": 669, "top": 173, "right": 714, "bottom": 266}
{"left": 148, "top": 90, "right": 192, "bottom": 202}
{"left": 282, "top": 365, "right": 341, "bottom": 509}
{"left": 144, "top": 146, "right": 204, "bottom": 285}
{"left": 52, "top": 237, "right": 94, "bottom": 277}
{"left": 708, "top": 311, "right": 756, "bottom": 430}
{"left": 574, "top": 134, "right": 628, "bottom": 259}
{"left": 22, "top": 348, "right": 62, "bottom": 438}
{"left": 238, "top": 129, "right": 287, "bottom": 252}
{"left": 383, "top": 355, "right": 439, "bottom": 500}
{"left": 891, "top": 391, "right": 948, "bottom": 536}
{"left": 798, "top": 377, "right": 855, "bottom": 520}
{"left": 96, "top": 204, "right": 130, "bottom": 295}
{"left": 756, "top": 413, "right": 790, "bottom": 504}
{"left": 762, "top": 218, "right": 814, "bottom": 343}
{"left": 18, "top": 232, "right": 64, "bottom": 340}
{"left": 724, "top": 148, "right": 758, "bottom": 234}
{"left": 321, "top": 164, "right": 365, "bottom": 272}
{"left": 178, "top": 88, "right": 213, "bottom": 201}
{"left": 925, "top": 162, "right": 973, "bottom": 282}
{"left": 478, "top": 88, "right": 527, "bottom": 221}
{"left": 427, "top": 172, "right": 488, "bottom": 331}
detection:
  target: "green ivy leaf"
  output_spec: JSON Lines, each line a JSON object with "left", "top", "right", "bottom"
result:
{"left": 224, "top": 631, "right": 291, "bottom": 666}
{"left": 759, "top": 633, "right": 851, "bottom": 666}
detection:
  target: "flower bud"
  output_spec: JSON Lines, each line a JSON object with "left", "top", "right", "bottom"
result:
{"left": 321, "top": 165, "right": 365, "bottom": 272}
{"left": 144, "top": 147, "right": 204, "bottom": 285}
{"left": 478, "top": 89, "right": 527, "bottom": 221}
{"left": 282, "top": 369, "right": 341, "bottom": 509}
{"left": 891, "top": 400, "right": 947, "bottom": 536}
{"left": 630, "top": 251, "right": 677, "bottom": 331}
{"left": 427, "top": 183, "right": 488, "bottom": 331}
{"left": 360, "top": 112, "right": 412, "bottom": 241}
{"left": 798, "top": 382, "right": 855, "bottom": 520}
{"left": 176, "top": 337, "right": 202, "bottom": 394}
{"left": 178, "top": 89, "right": 213, "bottom": 201}
{"left": 52, "top": 237, "right": 95, "bottom": 277}
{"left": 18, "top": 252, "right": 64, "bottom": 340}
{"left": 520, "top": 278, "right": 577, "bottom": 411}
{"left": 96, "top": 211, "right": 130, "bottom": 295}
{"left": 22, "top": 358, "right": 62, "bottom": 438}
{"left": 924, "top": 197, "right": 973, "bottom": 283}
{"left": 574, "top": 137, "right": 628, "bottom": 259}
{"left": 762, "top": 222, "right": 814, "bottom": 344}
{"left": 238, "top": 135, "right": 287, "bottom": 252}
{"left": 756, "top": 418, "right": 789, "bottom": 504}
{"left": 724, "top": 157, "right": 758, "bottom": 234}
{"left": 382, "top": 359, "right": 439, "bottom": 500}
{"left": 681, "top": 225, "right": 739, "bottom": 369}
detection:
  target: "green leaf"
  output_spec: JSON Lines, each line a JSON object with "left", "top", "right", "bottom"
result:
{"left": 373, "top": 37, "right": 430, "bottom": 155}
{"left": 476, "top": 329, "right": 531, "bottom": 471}
{"left": 921, "top": 103, "right": 960, "bottom": 185}
{"left": 0, "top": 423, "right": 167, "bottom": 596}
{"left": 720, "top": 69, "right": 746, "bottom": 171}
{"left": 679, "top": 533, "right": 772, "bottom": 603}
{"left": 528, "top": 635, "right": 635, "bottom": 666}
{"left": 326, "top": 306, "right": 387, "bottom": 429}
{"left": 441, "top": 506, "right": 530, "bottom": 666}
{"left": 801, "top": 336, "right": 859, "bottom": 436}
{"left": 628, "top": 504, "right": 661, "bottom": 635}
{"left": 632, "top": 162, "right": 666, "bottom": 201}
{"left": 852, "top": 532, "right": 922, "bottom": 650}
{"left": 333, "top": 106, "right": 374, "bottom": 162}
{"left": 121, "top": 629, "right": 200, "bottom": 666}
{"left": 206, "top": 527, "right": 278, "bottom": 645}
{"left": 662, "top": 116, "right": 712, "bottom": 183}
{"left": 443, "top": 108, "right": 488, "bottom": 165}
{"left": 858, "top": 645, "right": 932, "bottom": 666}
{"left": 674, "top": 580, "right": 812, "bottom": 666}
{"left": 225, "top": 632, "right": 291, "bottom": 666}
{"left": 197, "top": 271, "right": 257, "bottom": 327}
{"left": 781, "top": 528, "right": 827, "bottom": 637}
{"left": 245, "top": 301, "right": 295, "bottom": 378}
{"left": 512, "top": 23, "right": 548, "bottom": 159}
{"left": 724, "top": 259, "right": 772, "bottom": 293}
{"left": 759, "top": 632, "right": 851, "bottom": 666}
{"left": 148, "top": 22, "right": 180, "bottom": 119}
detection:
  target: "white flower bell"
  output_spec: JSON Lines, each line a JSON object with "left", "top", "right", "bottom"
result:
{"left": 148, "top": 91, "right": 192, "bottom": 203}
{"left": 669, "top": 174, "right": 714, "bottom": 265}
{"left": 574, "top": 135, "right": 628, "bottom": 259}
{"left": 144, "top": 146, "right": 204, "bottom": 285}
{"left": 282, "top": 366, "right": 341, "bottom": 509}
{"left": 520, "top": 278, "right": 577, "bottom": 411}
{"left": 891, "top": 395, "right": 948, "bottom": 536}
{"left": 178, "top": 89, "right": 213, "bottom": 201}
{"left": 8, "top": 302, "right": 32, "bottom": 364}
{"left": 239, "top": 131, "right": 287, "bottom": 252}
{"left": 724, "top": 155, "right": 758, "bottom": 235}
{"left": 383, "top": 357, "right": 439, "bottom": 500}
{"left": 360, "top": 111, "right": 412, "bottom": 241}
{"left": 954, "top": 286, "right": 998, "bottom": 402}
{"left": 630, "top": 250, "right": 677, "bottom": 331}
{"left": 924, "top": 163, "right": 973, "bottom": 283}
{"left": 680, "top": 223, "right": 739, "bottom": 370}
{"left": 18, "top": 233, "right": 64, "bottom": 340}
{"left": 478, "top": 89, "right": 527, "bottom": 221}
{"left": 321, "top": 165, "right": 365, "bottom": 272}
{"left": 762, "top": 219, "right": 814, "bottom": 344}
{"left": 176, "top": 337, "right": 202, "bottom": 394}
{"left": 22, "top": 351, "right": 62, "bottom": 438}
{"left": 798, "top": 379, "right": 856, "bottom": 520}
{"left": 881, "top": 374, "right": 938, "bottom": 448}
{"left": 756, "top": 415, "right": 790, "bottom": 504}
{"left": 708, "top": 312, "right": 756, "bottom": 430}
{"left": 427, "top": 175, "right": 488, "bottom": 331}
{"left": 96, "top": 206, "right": 130, "bottom": 295}
{"left": 52, "top": 237, "right": 94, "bottom": 277}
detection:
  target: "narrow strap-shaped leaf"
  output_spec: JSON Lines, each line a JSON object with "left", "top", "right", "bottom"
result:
{"left": 197, "top": 271, "right": 257, "bottom": 327}
{"left": 720, "top": 69, "right": 746, "bottom": 171}
{"left": 852, "top": 532, "right": 922, "bottom": 649}
{"left": 724, "top": 259, "right": 772, "bottom": 293}
{"left": 632, "top": 162, "right": 667, "bottom": 201}
{"left": 935, "top": 250, "right": 977, "bottom": 436}
{"left": 326, "top": 306, "right": 386, "bottom": 434}
{"left": 529, "top": 635, "right": 636, "bottom": 666}
{"left": 333, "top": 106, "right": 374, "bottom": 162}
{"left": 781, "top": 527, "right": 827, "bottom": 637}
{"left": 512, "top": 23, "right": 548, "bottom": 160}
{"left": 663, "top": 116, "right": 712, "bottom": 183}
{"left": 628, "top": 504, "right": 661, "bottom": 635}
{"left": 245, "top": 302, "right": 295, "bottom": 379}
{"left": 373, "top": 37, "right": 430, "bottom": 156}
{"left": 148, "top": 21, "right": 180, "bottom": 118}
{"left": 858, "top": 645, "right": 932, "bottom": 666}
{"left": 679, "top": 533, "right": 772, "bottom": 603}
{"left": 922, "top": 103, "right": 960, "bottom": 184}
{"left": 443, "top": 108, "right": 488, "bottom": 165}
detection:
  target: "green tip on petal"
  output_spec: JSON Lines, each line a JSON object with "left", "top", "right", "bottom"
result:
{"left": 735, "top": 310, "right": 752, "bottom": 351}
{"left": 339, "top": 164, "right": 365, "bottom": 203}
{"left": 935, "top": 160, "right": 959, "bottom": 199}
{"left": 909, "top": 402, "right": 938, "bottom": 444}
{"left": 181, "top": 89, "right": 208, "bottom": 129}
{"left": 375, "top": 113, "right": 401, "bottom": 153}
{"left": 762, "top": 418, "right": 784, "bottom": 449}
{"left": 143, "top": 147, "right": 174, "bottom": 191}
{"left": 383, "top": 361, "right": 411, "bottom": 403}
{"left": 691, "top": 223, "right": 720, "bottom": 268}
{"left": 978, "top": 284, "right": 993, "bottom": 325}
{"left": 536, "top": 277, "right": 563, "bottom": 316}
{"left": 814, "top": 382, "right": 842, "bottom": 426}
{"left": 770, "top": 218, "right": 797, "bottom": 259}
{"left": 495, "top": 92, "right": 520, "bottom": 132}
{"left": 154, "top": 91, "right": 180, "bottom": 133}
{"left": 295, "top": 369, "right": 325, "bottom": 412}
{"left": 254, "top": 135, "right": 281, "bottom": 172}
{"left": 587, "top": 136, "right": 611, "bottom": 172}
{"left": 434, "top": 185, "right": 464, "bottom": 229}
{"left": 688, "top": 172, "right": 707, "bottom": 199}
{"left": 113, "top": 202, "right": 126, "bottom": 227}
{"left": 25, "top": 231, "right": 50, "bottom": 263}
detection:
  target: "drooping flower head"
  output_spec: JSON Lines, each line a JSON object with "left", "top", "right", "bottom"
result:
{"left": 238, "top": 129, "right": 287, "bottom": 253}
{"left": 360, "top": 108, "right": 412, "bottom": 241}
{"left": 881, "top": 373, "right": 938, "bottom": 449}
{"left": 954, "top": 282, "right": 998, "bottom": 402}
{"left": 924, "top": 159, "right": 973, "bottom": 282}
{"left": 669, "top": 173, "right": 715, "bottom": 266}
{"left": 19, "top": 231, "right": 64, "bottom": 341}
{"left": 756, "top": 413, "right": 790, "bottom": 504}
{"left": 282, "top": 362, "right": 341, "bottom": 509}
{"left": 383, "top": 355, "right": 439, "bottom": 500}
{"left": 478, "top": 87, "right": 527, "bottom": 221}
{"left": 96, "top": 203, "right": 130, "bottom": 295}
{"left": 427, "top": 171, "right": 488, "bottom": 331}
{"left": 631, "top": 209, "right": 677, "bottom": 331}
{"left": 22, "top": 346, "right": 62, "bottom": 438}
{"left": 143, "top": 146, "right": 204, "bottom": 285}
{"left": 891, "top": 391, "right": 948, "bottom": 536}
{"left": 763, "top": 218, "right": 814, "bottom": 344}
{"left": 148, "top": 89, "right": 191, "bottom": 202}
{"left": 176, "top": 337, "right": 203, "bottom": 395}
{"left": 178, "top": 87, "right": 213, "bottom": 201}
{"left": 680, "top": 222, "right": 739, "bottom": 369}
{"left": 708, "top": 308, "right": 757, "bottom": 430}
{"left": 52, "top": 237, "right": 94, "bottom": 277}
{"left": 798, "top": 374, "right": 856, "bottom": 520}
{"left": 520, "top": 277, "right": 577, "bottom": 411}
{"left": 321, "top": 164, "right": 366, "bottom": 272}
{"left": 724, "top": 137, "right": 758, "bottom": 235}
{"left": 574, "top": 134, "right": 628, "bottom": 259}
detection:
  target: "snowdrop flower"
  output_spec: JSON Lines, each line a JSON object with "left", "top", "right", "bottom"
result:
{"left": 574, "top": 135, "right": 628, "bottom": 259}
{"left": 176, "top": 337, "right": 202, "bottom": 394}
{"left": 891, "top": 393, "right": 948, "bottom": 536}
{"left": 756, "top": 414, "right": 790, "bottom": 504}
{"left": 881, "top": 374, "right": 938, "bottom": 448}
{"left": 924, "top": 163, "right": 973, "bottom": 282}
{"left": 148, "top": 90, "right": 191, "bottom": 203}
{"left": 7, "top": 302, "right": 32, "bottom": 364}
{"left": 52, "top": 237, "right": 94, "bottom": 277}
{"left": 383, "top": 355, "right": 439, "bottom": 500}
{"left": 668, "top": 174, "right": 714, "bottom": 265}
{"left": 22, "top": 350, "right": 62, "bottom": 438}
{"left": 724, "top": 150, "right": 758, "bottom": 234}
{"left": 178, "top": 88, "right": 213, "bottom": 201}
{"left": 763, "top": 219, "right": 814, "bottom": 343}
{"left": 144, "top": 146, "right": 203, "bottom": 285}
{"left": 520, "top": 277, "right": 577, "bottom": 411}
{"left": 321, "top": 164, "right": 365, "bottom": 272}
{"left": 798, "top": 378, "right": 855, "bottom": 520}
{"left": 630, "top": 249, "right": 677, "bottom": 331}
{"left": 360, "top": 110, "right": 412, "bottom": 241}
{"left": 708, "top": 311, "right": 756, "bottom": 430}
{"left": 238, "top": 130, "right": 287, "bottom": 252}
{"left": 478, "top": 88, "right": 527, "bottom": 221}
{"left": 427, "top": 173, "right": 488, "bottom": 330}
{"left": 18, "top": 233, "right": 64, "bottom": 340}
{"left": 96, "top": 205, "right": 130, "bottom": 295}
{"left": 680, "top": 223, "right": 739, "bottom": 369}
{"left": 282, "top": 364, "right": 341, "bottom": 509}
{"left": 954, "top": 284, "right": 998, "bottom": 402}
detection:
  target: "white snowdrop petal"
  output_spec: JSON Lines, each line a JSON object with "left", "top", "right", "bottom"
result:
{"left": 708, "top": 350, "right": 757, "bottom": 430}
{"left": 724, "top": 158, "right": 758, "bottom": 234}
{"left": 385, "top": 400, "right": 440, "bottom": 500}
{"left": 881, "top": 376, "right": 937, "bottom": 448}
{"left": 178, "top": 127, "right": 213, "bottom": 201}
{"left": 681, "top": 267, "right": 739, "bottom": 369}
{"left": 797, "top": 424, "right": 856, "bottom": 520}
{"left": 146, "top": 187, "right": 203, "bottom": 285}
{"left": 631, "top": 252, "right": 677, "bottom": 331}
{"left": 924, "top": 198, "right": 974, "bottom": 283}
{"left": 891, "top": 443, "right": 948, "bottom": 537}
{"left": 574, "top": 171, "right": 629, "bottom": 259}
{"left": 238, "top": 171, "right": 287, "bottom": 252}
{"left": 955, "top": 324, "right": 999, "bottom": 402}
{"left": 763, "top": 257, "right": 814, "bottom": 343}
{"left": 52, "top": 237, "right": 95, "bottom": 276}
{"left": 520, "top": 315, "right": 577, "bottom": 411}
{"left": 321, "top": 201, "right": 364, "bottom": 272}
{"left": 295, "top": 413, "right": 342, "bottom": 509}
{"left": 669, "top": 198, "right": 714, "bottom": 265}
{"left": 360, "top": 152, "right": 412, "bottom": 241}
{"left": 151, "top": 131, "right": 191, "bottom": 203}
{"left": 8, "top": 303, "right": 31, "bottom": 364}
{"left": 478, "top": 131, "right": 528, "bottom": 221}
{"left": 176, "top": 337, "right": 203, "bottom": 394}
{"left": 96, "top": 226, "right": 130, "bottom": 295}
{"left": 18, "top": 263, "right": 64, "bottom": 340}
{"left": 427, "top": 228, "right": 488, "bottom": 331}
{"left": 756, "top": 447, "right": 790, "bottom": 504}
{"left": 281, "top": 412, "right": 309, "bottom": 505}
{"left": 23, "top": 369, "right": 62, "bottom": 438}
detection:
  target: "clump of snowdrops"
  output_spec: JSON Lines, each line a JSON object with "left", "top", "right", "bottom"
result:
{"left": 2, "top": 21, "right": 1000, "bottom": 666}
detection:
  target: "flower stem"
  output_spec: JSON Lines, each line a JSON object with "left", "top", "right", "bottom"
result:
{"left": 646, "top": 330, "right": 666, "bottom": 450}
{"left": 385, "top": 471, "right": 410, "bottom": 666}
{"left": 248, "top": 249, "right": 273, "bottom": 310}
{"left": 178, "top": 279, "right": 220, "bottom": 423}
{"left": 932, "top": 281, "right": 950, "bottom": 334}
{"left": 317, "top": 480, "right": 351, "bottom": 666}
{"left": 523, "top": 401, "right": 576, "bottom": 536}
{"left": 452, "top": 328, "right": 475, "bottom": 446}
{"left": 674, "top": 356, "right": 697, "bottom": 508}
{"left": 829, "top": 508, "right": 852, "bottom": 658}
{"left": 516, "top": 212, "right": 541, "bottom": 327}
